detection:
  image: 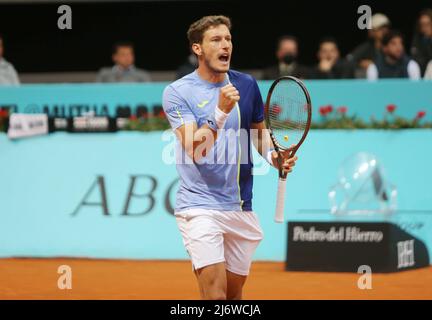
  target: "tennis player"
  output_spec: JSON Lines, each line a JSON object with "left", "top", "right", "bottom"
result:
{"left": 162, "top": 15, "right": 297, "bottom": 300}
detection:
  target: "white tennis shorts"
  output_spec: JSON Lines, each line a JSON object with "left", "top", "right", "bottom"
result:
{"left": 175, "top": 208, "right": 264, "bottom": 276}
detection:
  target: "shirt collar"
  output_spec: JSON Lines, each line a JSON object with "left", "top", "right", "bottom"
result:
{"left": 279, "top": 62, "right": 296, "bottom": 73}
{"left": 113, "top": 64, "right": 136, "bottom": 73}
{"left": 193, "top": 69, "right": 229, "bottom": 88}
{"left": 0, "top": 58, "right": 10, "bottom": 68}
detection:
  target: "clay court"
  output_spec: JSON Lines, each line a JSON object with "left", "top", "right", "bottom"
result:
{"left": 0, "top": 259, "right": 431, "bottom": 300}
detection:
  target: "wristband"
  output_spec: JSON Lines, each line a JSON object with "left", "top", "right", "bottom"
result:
{"left": 214, "top": 106, "right": 229, "bottom": 129}
{"left": 266, "top": 149, "right": 276, "bottom": 167}
{"left": 206, "top": 107, "right": 229, "bottom": 132}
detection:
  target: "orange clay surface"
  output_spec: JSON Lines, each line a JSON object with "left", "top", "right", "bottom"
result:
{"left": 0, "top": 259, "right": 431, "bottom": 299}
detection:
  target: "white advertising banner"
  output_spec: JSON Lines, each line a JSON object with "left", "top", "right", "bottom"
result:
{"left": 7, "top": 113, "right": 48, "bottom": 139}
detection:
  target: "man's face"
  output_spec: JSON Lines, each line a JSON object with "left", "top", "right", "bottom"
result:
{"left": 383, "top": 36, "right": 404, "bottom": 60}
{"left": 113, "top": 46, "right": 134, "bottom": 69}
{"left": 318, "top": 42, "right": 339, "bottom": 62}
{"left": 370, "top": 26, "right": 389, "bottom": 41}
{"left": 276, "top": 40, "right": 298, "bottom": 61}
{"left": 195, "top": 24, "right": 232, "bottom": 73}
{"left": 419, "top": 14, "right": 432, "bottom": 37}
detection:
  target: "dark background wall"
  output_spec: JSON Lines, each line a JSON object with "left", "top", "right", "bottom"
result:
{"left": 0, "top": 0, "right": 430, "bottom": 72}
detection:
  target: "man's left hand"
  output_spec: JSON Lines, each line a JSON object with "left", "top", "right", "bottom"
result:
{"left": 270, "top": 147, "right": 298, "bottom": 173}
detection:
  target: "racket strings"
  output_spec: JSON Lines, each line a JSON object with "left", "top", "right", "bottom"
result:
{"left": 267, "top": 81, "right": 309, "bottom": 149}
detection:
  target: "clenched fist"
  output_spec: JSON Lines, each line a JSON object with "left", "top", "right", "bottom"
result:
{"left": 218, "top": 84, "right": 240, "bottom": 114}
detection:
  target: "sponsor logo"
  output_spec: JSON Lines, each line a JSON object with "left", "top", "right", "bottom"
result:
{"left": 292, "top": 226, "right": 384, "bottom": 243}
{"left": 7, "top": 113, "right": 49, "bottom": 139}
{"left": 197, "top": 100, "right": 209, "bottom": 108}
{"left": 397, "top": 240, "right": 415, "bottom": 269}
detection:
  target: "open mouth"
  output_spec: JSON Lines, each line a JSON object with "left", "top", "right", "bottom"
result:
{"left": 218, "top": 53, "right": 230, "bottom": 63}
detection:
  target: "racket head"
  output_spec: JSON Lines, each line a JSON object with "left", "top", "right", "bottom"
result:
{"left": 264, "top": 76, "right": 312, "bottom": 155}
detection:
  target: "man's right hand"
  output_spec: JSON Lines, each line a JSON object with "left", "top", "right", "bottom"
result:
{"left": 218, "top": 84, "right": 240, "bottom": 113}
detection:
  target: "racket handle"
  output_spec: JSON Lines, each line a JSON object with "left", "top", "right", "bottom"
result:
{"left": 274, "top": 177, "right": 287, "bottom": 223}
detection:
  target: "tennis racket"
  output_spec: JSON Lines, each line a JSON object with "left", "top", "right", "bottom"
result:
{"left": 264, "top": 76, "right": 312, "bottom": 223}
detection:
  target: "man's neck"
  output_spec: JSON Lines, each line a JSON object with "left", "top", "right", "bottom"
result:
{"left": 374, "top": 39, "right": 382, "bottom": 49}
{"left": 196, "top": 64, "right": 226, "bottom": 83}
{"left": 384, "top": 55, "right": 401, "bottom": 65}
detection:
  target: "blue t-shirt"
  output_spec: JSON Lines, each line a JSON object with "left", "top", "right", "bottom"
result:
{"left": 162, "top": 69, "right": 264, "bottom": 212}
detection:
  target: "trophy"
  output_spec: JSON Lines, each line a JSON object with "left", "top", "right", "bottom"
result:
{"left": 328, "top": 152, "right": 397, "bottom": 215}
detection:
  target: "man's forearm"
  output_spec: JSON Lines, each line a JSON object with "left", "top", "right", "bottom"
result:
{"left": 253, "top": 128, "right": 274, "bottom": 157}
{"left": 180, "top": 124, "right": 218, "bottom": 163}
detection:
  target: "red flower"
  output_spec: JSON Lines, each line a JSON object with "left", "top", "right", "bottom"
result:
{"left": 337, "top": 106, "right": 348, "bottom": 114}
{"left": 0, "top": 109, "right": 8, "bottom": 118}
{"left": 158, "top": 111, "right": 166, "bottom": 119}
{"left": 386, "top": 104, "right": 396, "bottom": 113}
{"left": 319, "top": 105, "right": 333, "bottom": 116}
{"left": 129, "top": 115, "right": 137, "bottom": 121}
{"left": 416, "top": 111, "right": 426, "bottom": 119}
{"left": 319, "top": 106, "right": 328, "bottom": 116}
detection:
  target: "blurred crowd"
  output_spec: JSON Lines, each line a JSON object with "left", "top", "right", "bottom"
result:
{"left": 1, "top": 10, "right": 432, "bottom": 85}
{"left": 257, "top": 11, "right": 432, "bottom": 81}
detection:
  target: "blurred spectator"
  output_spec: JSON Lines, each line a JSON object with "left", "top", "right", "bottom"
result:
{"left": 0, "top": 34, "right": 20, "bottom": 85}
{"left": 347, "top": 13, "right": 391, "bottom": 78}
{"left": 262, "top": 35, "right": 309, "bottom": 80}
{"left": 308, "top": 37, "right": 354, "bottom": 79}
{"left": 411, "top": 9, "right": 432, "bottom": 76}
{"left": 176, "top": 53, "right": 198, "bottom": 79}
{"left": 96, "top": 42, "right": 151, "bottom": 83}
{"left": 367, "top": 30, "right": 421, "bottom": 80}
{"left": 425, "top": 60, "right": 432, "bottom": 79}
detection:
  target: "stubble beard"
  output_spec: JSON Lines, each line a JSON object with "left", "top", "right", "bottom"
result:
{"left": 203, "top": 54, "right": 229, "bottom": 74}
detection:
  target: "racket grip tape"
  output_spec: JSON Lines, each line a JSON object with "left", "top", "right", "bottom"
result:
{"left": 274, "top": 177, "right": 287, "bottom": 223}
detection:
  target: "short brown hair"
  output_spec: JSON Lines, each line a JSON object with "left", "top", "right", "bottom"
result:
{"left": 112, "top": 41, "right": 134, "bottom": 54}
{"left": 382, "top": 30, "right": 403, "bottom": 46}
{"left": 187, "top": 15, "right": 231, "bottom": 46}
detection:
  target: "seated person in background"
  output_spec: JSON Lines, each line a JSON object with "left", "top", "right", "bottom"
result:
{"left": 96, "top": 42, "right": 151, "bottom": 83}
{"left": 347, "top": 13, "right": 391, "bottom": 78}
{"left": 424, "top": 60, "right": 432, "bottom": 79}
{"left": 262, "top": 35, "right": 309, "bottom": 80}
{"left": 411, "top": 9, "right": 432, "bottom": 76}
{"left": 308, "top": 37, "right": 354, "bottom": 79}
{"left": 0, "top": 34, "right": 20, "bottom": 85}
{"left": 367, "top": 30, "right": 421, "bottom": 80}
{"left": 175, "top": 53, "right": 198, "bottom": 79}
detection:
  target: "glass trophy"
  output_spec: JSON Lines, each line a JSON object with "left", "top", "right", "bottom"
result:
{"left": 328, "top": 152, "right": 397, "bottom": 215}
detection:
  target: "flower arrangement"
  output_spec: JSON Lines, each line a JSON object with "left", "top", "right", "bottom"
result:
{"left": 123, "top": 112, "right": 171, "bottom": 132}
{"left": 312, "top": 104, "right": 431, "bottom": 129}
{"left": 0, "top": 104, "right": 430, "bottom": 133}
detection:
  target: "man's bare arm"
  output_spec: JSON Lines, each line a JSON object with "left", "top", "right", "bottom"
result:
{"left": 175, "top": 84, "right": 240, "bottom": 163}
{"left": 175, "top": 122, "right": 217, "bottom": 162}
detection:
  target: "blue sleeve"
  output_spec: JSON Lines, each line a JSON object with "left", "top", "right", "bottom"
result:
{"left": 162, "top": 85, "right": 196, "bottom": 130}
{"left": 251, "top": 79, "right": 264, "bottom": 123}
